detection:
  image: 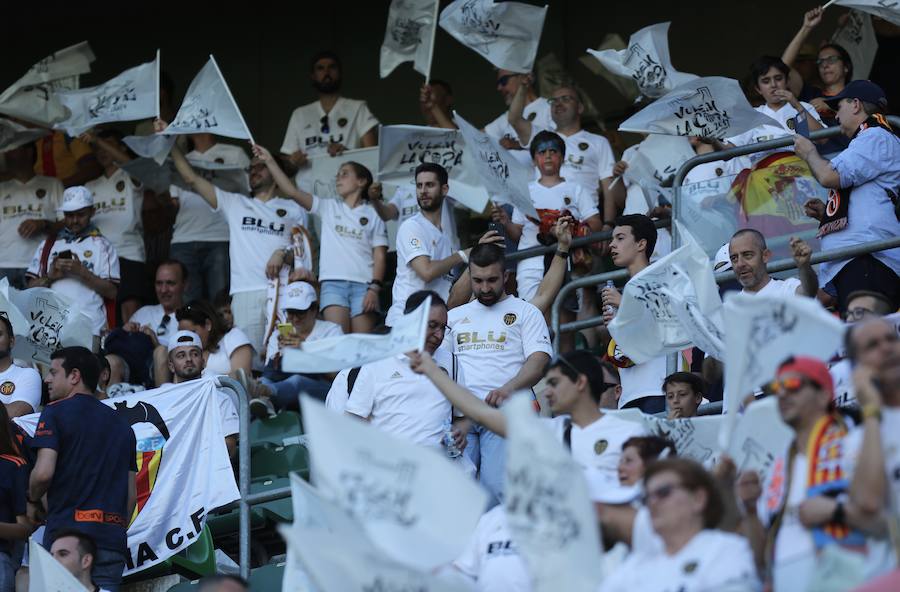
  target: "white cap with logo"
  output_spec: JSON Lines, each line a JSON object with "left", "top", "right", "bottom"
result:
{"left": 713, "top": 243, "right": 733, "bottom": 273}
{"left": 58, "top": 186, "right": 94, "bottom": 213}
{"left": 283, "top": 281, "right": 317, "bottom": 311}
{"left": 167, "top": 330, "right": 203, "bottom": 353}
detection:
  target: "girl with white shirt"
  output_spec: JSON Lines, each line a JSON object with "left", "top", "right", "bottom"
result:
{"left": 251, "top": 145, "right": 388, "bottom": 334}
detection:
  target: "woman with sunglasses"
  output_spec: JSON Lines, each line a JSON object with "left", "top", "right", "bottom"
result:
{"left": 599, "top": 458, "right": 760, "bottom": 592}
{"left": 251, "top": 145, "right": 388, "bottom": 334}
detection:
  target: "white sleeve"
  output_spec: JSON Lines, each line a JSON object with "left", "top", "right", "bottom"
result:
{"left": 596, "top": 137, "right": 615, "bottom": 180}
{"left": 223, "top": 328, "right": 252, "bottom": 358}
{"left": 801, "top": 101, "right": 825, "bottom": 126}
{"left": 355, "top": 102, "right": 380, "bottom": 139}
{"left": 46, "top": 179, "right": 65, "bottom": 221}
{"left": 343, "top": 366, "right": 376, "bottom": 418}
{"left": 519, "top": 303, "right": 552, "bottom": 359}
{"left": 281, "top": 109, "right": 303, "bottom": 155}
{"left": 217, "top": 390, "right": 240, "bottom": 437}
{"left": 100, "top": 239, "right": 120, "bottom": 282}
{"left": 325, "top": 369, "right": 351, "bottom": 412}
{"left": 26, "top": 241, "right": 46, "bottom": 277}
{"left": 573, "top": 184, "right": 600, "bottom": 219}
{"left": 10, "top": 368, "right": 42, "bottom": 412}
{"left": 396, "top": 221, "right": 432, "bottom": 265}
{"left": 452, "top": 515, "right": 484, "bottom": 578}
{"left": 309, "top": 194, "right": 326, "bottom": 216}
{"left": 213, "top": 187, "right": 244, "bottom": 214}
{"left": 511, "top": 207, "right": 526, "bottom": 225}
{"left": 369, "top": 211, "right": 389, "bottom": 249}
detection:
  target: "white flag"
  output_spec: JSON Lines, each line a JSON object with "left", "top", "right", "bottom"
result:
{"left": 28, "top": 537, "right": 90, "bottom": 592}
{"left": 587, "top": 22, "right": 697, "bottom": 99}
{"left": 122, "top": 134, "right": 177, "bottom": 165}
{"left": 721, "top": 292, "right": 845, "bottom": 445}
{"left": 377, "top": 124, "right": 490, "bottom": 213}
{"left": 608, "top": 231, "right": 725, "bottom": 363}
{"left": 439, "top": 0, "right": 548, "bottom": 73}
{"left": 453, "top": 111, "right": 537, "bottom": 218}
{"left": 300, "top": 395, "right": 489, "bottom": 570}
{"left": 381, "top": 0, "right": 439, "bottom": 79}
{"left": 120, "top": 155, "right": 249, "bottom": 195}
{"left": 0, "top": 279, "right": 28, "bottom": 339}
{"left": 0, "top": 41, "right": 95, "bottom": 126}
{"left": 726, "top": 396, "right": 793, "bottom": 476}
{"left": 282, "top": 295, "right": 430, "bottom": 373}
{"left": 619, "top": 77, "right": 781, "bottom": 139}
{"left": 622, "top": 134, "right": 696, "bottom": 192}
{"left": 832, "top": 10, "right": 878, "bottom": 80}
{"left": 580, "top": 35, "right": 641, "bottom": 103}
{"left": 0, "top": 118, "right": 51, "bottom": 153}
{"left": 834, "top": 0, "right": 900, "bottom": 26}
{"left": 164, "top": 57, "right": 252, "bottom": 140}
{"left": 504, "top": 396, "right": 603, "bottom": 592}
{"left": 54, "top": 53, "right": 159, "bottom": 136}
{"left": 10, "top": 287, "right": 93, "bottom": 364}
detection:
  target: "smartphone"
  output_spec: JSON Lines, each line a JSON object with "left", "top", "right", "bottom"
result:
{"left": 277, "top": 323, "right": 294, "bottom": 338}
{"left": 56, "top": 250, "right": 73, "bottom": 260}
{"left": 488, "top": 221, "right": 507, "bottom": 240}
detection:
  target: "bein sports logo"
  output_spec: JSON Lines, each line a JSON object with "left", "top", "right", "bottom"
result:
{"left": 114, "top": 401, "right": 171, "bottom": 525}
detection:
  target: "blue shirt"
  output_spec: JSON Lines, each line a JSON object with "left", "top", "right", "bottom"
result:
{"left": 31, "top": 394, "right": 137, "bottom": 552}
{"left": 0, "top": 454, "right": 27, "bottom": 555}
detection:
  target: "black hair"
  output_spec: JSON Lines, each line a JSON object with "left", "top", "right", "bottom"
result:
{"left": 415, "top": 162, "right": 449, "bottom": 186}
{"left": 404, "top": 290, "right": 447, "bottom": 315}
{"left": 0, "top": 312, "right": 13, "bottom": 341}
{"left": 750, "top": 56, "right": 790, "bottom": 85}
{"left": 96, "top": 353, "right": 111, "bottom": 378}
{"left": 662, "top": 371, "right": 706, "bottom": 397}
{"left": 622, "top": 435, "right": 677, "bottom": 463}
{"left": 846, "top": 290, "right": 894, "bottom": 316}
{"left": 614, "top": 214, "right": 657, "bottom": 260}
{"left": 159, "top": 71, "right": 175, "bottom": 100}
{"left": 0, "top": 403, "right": 19, "bottom": 457}
{"left": 469, "top": 243, "right": 506, "bottom": 268}
{"left": 818, "top": 43, "right": 853, "bottom": 82}
{"left": 156, "top": 259, "right": 189, "bottom": 283}
{"left": 213, "top": 287, "right": 232, "bottom": 310}
{"left": 342, "top": 161, "right": 373, "bottom": 200}
{"left": 529, "top": 130, "right": 566, "bottom": 158}
{"left": 176, "top": 300, "right": 226, "bottom": 352}
{"left": 49, "top": 528, "right": 97, "bottom": 561}
{"left": 549, "top": 350, "right": 611, "bottom": 404}
{"left": 50, "top": 346, "right": 101, "bottom": 392}
{"left": 310, "top": 50, "right": 342, "bottom": 73}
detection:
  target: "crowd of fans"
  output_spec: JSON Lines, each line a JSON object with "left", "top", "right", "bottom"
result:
{"left": 1, "top": 4, "right": 900, "bottom": 592}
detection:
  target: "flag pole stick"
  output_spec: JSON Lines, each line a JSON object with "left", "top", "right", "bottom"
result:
{"left": 155, "top": 49, "right": 161, "bottom": 119}
{"left": 209, "top": 55, "right": 255, "bottom": 145}
{"left": 822, "top": 0, "right": 838, "bottom": 8}
{"left": 424, "top": 0, "right": 440, "bottom": 84}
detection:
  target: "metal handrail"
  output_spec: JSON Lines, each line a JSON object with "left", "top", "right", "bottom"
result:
{"left": 506, "top": 218, "right": 671, "bottom": 262}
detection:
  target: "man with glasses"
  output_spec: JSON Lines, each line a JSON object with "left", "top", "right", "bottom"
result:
{"left": 484, "top": 70, "right": 553, "bottom": 165}
{"left": 124, "top": 260, "right": 188, "bottom": 348}
{"left": 345, "top": 291, "right": 469, "bottom": 452}
{"left": 280, "top": 50, "right": 379, "bottom": 171}
{"left": 737, "top": 356, "right": 871, "bottom": 592}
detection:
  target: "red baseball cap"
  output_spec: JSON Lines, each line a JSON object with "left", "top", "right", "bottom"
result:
{"left": 776, "top": 356, "right": 833, "bottom": 394}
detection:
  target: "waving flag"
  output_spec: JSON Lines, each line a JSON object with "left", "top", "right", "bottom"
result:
{"left": 619, "top": 77, "right": 781, "bottom": 139}
{"left": 55, "top": 52, "right": 160, "bottom": 136}
{"left": 0, "top": 119, "right": 51, "bottom": 153}
{"left": 832, "top": 10, "right": 878, "bottom": 80}
{"left": 833, "top": 0, "right": 900, "bottom": 26}
{"left": 440, "top": 0, "right": 547, "bottom": 73}
{"left": 587, "top": 22, "right": 697, "bottom": 99}
{"left": 28, "top": 538, "right": 90, "bottom": 592}
{"left": 381, "top": 0, "right": 440, "bottom": 79}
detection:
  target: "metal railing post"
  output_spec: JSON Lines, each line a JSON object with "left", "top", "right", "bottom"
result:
{"left": 216, "top": 377, "right": 251, "bottom": 581}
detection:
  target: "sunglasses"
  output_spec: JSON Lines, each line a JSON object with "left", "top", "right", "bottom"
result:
{"left": 844, "top": 307, "right": 875, "bottom": 322}
{"left": 816, "top": 55, "right": 842, "bottom": 66}
{"left": 769, "top": 376, "right": 817, "bottom": 395}
{"left": 496, "top": 74, "right": 516, "bottom": 88}
{"left": 642, "top": 483, "right": 686, "bottom": 505}
{"left": 320, "top": 115, "right": 330, "bottom": 135}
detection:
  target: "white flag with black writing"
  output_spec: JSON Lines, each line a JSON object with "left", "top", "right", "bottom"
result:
{"left": 164, "top": 57, "right": 251, "bottom": 139}
{"left": 453, "top": 111, "right": 537, "bottom": 218}
{"left": 835, "top": 0, "right": 900, "bottom": 26}
{"left": 587, "top": 22, "right": 697, "bottom": 99}
{"left": 832, "top": 10, "right": 878, "bottom": 80}
{"left": 381, "top": 0, "right": 439, "bottom": 78}
{"left": 439, "top": 0, "right": 547, "bottom": 73}
{"left": 619, "top": 77, "right": 781, "bottom": 139}
{"left": 55, "top": 53, "right": 159, "bottom": 136}
{"left": 622, "top": 134, "right": 696, "bottom": 193}
{"left": 0, "top": 41, "right": 95, "bottom": 126}
{"left": 0, "top": 119, "right": 51, "bottom": 153}
{"left": 721, "top": 292, "right": 845, "bottom": 445}
{"left": 300, "top": 395, "right": 489, "bottom": 571}
{"left": 377, "top": 124, "right": 490, "bottom": 213}
{"left": 10, "top": 286, "right": 93, "bottom": 364}
{"left": 504, "top": 396, "right": 603, "bottom": 592}
{"left": 282, "top": 295, "right": 431, "bottom": 373}
{"left": 120, "top": 155, "right": 249, "bottom": 195}
{"left": 609, "top": 230, "right": 725, "bottom": 363}
{"left": 28, "top": 538, "right": 89, "bottom": 592}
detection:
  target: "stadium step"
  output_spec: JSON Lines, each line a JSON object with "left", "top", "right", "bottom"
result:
{"left": 248, "top": 410, "right": 302, "bottom": 448}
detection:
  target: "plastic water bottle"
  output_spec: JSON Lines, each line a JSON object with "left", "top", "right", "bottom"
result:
{"left": 442, "top": 419, "right": 462, "bottom": 458}
{"left": 603, "top": 280, "right": 618, "bottom": 316}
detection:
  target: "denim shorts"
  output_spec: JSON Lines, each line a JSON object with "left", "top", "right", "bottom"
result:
{"left": 320, "top": 280, "right": 374, "bottom": 318}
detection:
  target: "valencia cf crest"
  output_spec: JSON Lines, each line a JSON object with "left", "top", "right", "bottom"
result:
{"left": 594, "top": 439, "right": 608, "bottom": 454}
{"left": 276, "top": 209, "right": 287, "bottom": 217}
{"left": 215, "top": 157, "right": 225, "bottom": 164}
{"left": 114, "top": 400, "right": 170, "bottom": 524}
{"left": 564, "top": 197, "right": 571, "bottom": 205}
{"left": 360, "top": 217, "right": 369, "bottom": 226}
{"left": 715, "top": 167, "right": 723, "bottom": 177}
{"left": 83, "top": 250, "right": 93, "bottom": 258}
{"left": 116, "top": 180, "right": 126, "bottom": 192}
{"left": 503, "top": 313, "right": 516, "bottom": 326}
{"left": 36, "top": 189, "right": 46, "bottom": 199}
{"left": 683, "top": 561, "right": 698, "bottom": 574}
{"left": 0, "top": 381, "right": 14, "bottom": 396}
{"left": 578, "top": 142, "right": 589, "bottom": 151}
{"left": 338, "top": 117, "right": 348, "bottom": 127}
{"left": 527, "top": 112, "right": 537, "bottom": 121}
{"left": 786, "top": 118, "right": 795, "bottom": 130}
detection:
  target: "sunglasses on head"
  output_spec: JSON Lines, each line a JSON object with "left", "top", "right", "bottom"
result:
{"left": 769, "top": 375, "right": 819, "bottom": 395}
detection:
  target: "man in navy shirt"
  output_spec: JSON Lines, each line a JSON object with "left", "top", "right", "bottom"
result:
{"left": 28, "top": 346, "right": 137, "bottom": 592}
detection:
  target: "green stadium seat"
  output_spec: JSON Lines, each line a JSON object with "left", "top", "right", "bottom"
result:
{"left": 254, "top": 477, "right": 293, "bottom": 523}
{"left": 207, "top": 476, "right": 293, "bottom": 538}
{"left": 124, "top": 526, "right": 216, "bottom": 584}
{"left": 248, "top": 561, "right": 286, "bottom": 591}
{"left": 250, "top": 444, "right": 310, "bottom": 481}
{"left": 248, "top": 411, "right": 302, "bottom": 447}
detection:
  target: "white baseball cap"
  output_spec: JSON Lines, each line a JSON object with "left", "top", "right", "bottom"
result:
{"left": 58, "top": 186, "right": 94, "bottom": 213}
{"left": 167, "top": 330, "right": 203, "bottom": 353}
{"left": 283, "top": 282, "right": 317, "bottom": 312}
{"left": 713, "top": 243, "right": 733, "bottom": 273}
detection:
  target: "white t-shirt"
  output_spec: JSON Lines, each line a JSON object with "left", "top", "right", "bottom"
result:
{"left": 214, "top": 188, "right": 309, "bottom": 294}
{"left": 618, "top": 354, "right": 667, "bottom": 408}
{"left": 883, "top": 408, "right": 900, "bottom": 521}
{"left": 542, "top": 413, "right": 648, "bottom": 478}
{"left": 485, "top": 98, "right": 555, "bottom": 168}
{"left": 310, "top": 195, "right": 388, "bottom": 284}
{"left": 385, "top": 213, "right": 453, "bottom": 327}
{"left": 128, "top": 304, "right": 179, "bottom": 347}
{"left": 829, "top": 358, "right": 855, "bottom": 408}
{"left": 280, "top": 97, "right": 379, "bottom": 157}
{"left": 0, "top": 176, "right": 63, "bottom": 268}
{"left": 454, "top": 505, "right": 531, "bottom": 592}
{"left": 324, "top": 367, "right": 353, "bottom": 412}
{"left": 202, "top": 327, "right": 252, "bottom": 378}
{"left": 631, "top": 505, "right": 665, "bottom": 556}
{"left": 599, "top": 530, "right": 760, "bottom": 592}
{"left": 27, "top": 232, "right": 120, "bottom": 335}
{"left": 171, "top": 143, "right": 250, "bottom": 244}
{"left": 388, "top": 185, "right": 459, "bottom": 250}
{"left": 345, "top": 347, "right": 463, "bottom": 449}
{"left": 86, "top": 168, "right": 145, "bottom": 262}
{"left": 683, "top": 159, "right": 729, "bottom": 186}
{"left": 0, "top": 363, "right": 42, "bottom": 413}
{"left": 264, "top": 318, "right": 343, "bottom": 364}
{"left": 448, "top": 296, "right": 552, "bottom": 400}
{"left": 744, "top": 277, "right": 801, "bottom": 298}
{"left": 528, "top": 128, "right": 615, "bottom": 195}
{"left": 727, "top": 102, "right": 824, "bottom": 167}
{"left": 513, "top": 180, "right": 599, "bottom": 274}
{"left": 217, "top": 387, "right": 239, "bottom": 437}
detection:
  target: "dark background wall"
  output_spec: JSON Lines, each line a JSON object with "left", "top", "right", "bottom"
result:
{"left": 2, "top": 0, "right": 882, "bottom": 150}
